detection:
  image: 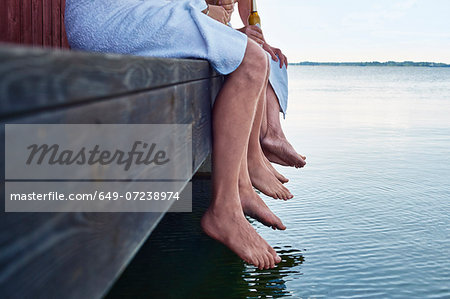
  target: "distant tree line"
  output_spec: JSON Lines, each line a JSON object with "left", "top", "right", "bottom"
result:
{"left": 290, "top": 61, "right": 450, "bottom": 67}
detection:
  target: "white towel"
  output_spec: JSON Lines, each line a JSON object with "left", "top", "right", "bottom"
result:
{"left": 65, "top": 0, "right": 248, "bottom": 75}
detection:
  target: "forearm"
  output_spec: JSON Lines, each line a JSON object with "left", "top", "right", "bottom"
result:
{"left": 237, "top": 0, "right": 250, "bottom": 26}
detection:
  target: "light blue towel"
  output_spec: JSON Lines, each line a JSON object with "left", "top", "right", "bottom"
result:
{"left": 65, "top": 0, "right": 289, "bottom": 117}
{"left": 65, "top": 0, "right": 248, "bottom": 75}
{"left": 268, "top": 55, "right": 288, "bottom": 118}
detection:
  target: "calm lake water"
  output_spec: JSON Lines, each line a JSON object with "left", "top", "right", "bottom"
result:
{"left": 107, "top": 66, "right": 450, "bottom": 298}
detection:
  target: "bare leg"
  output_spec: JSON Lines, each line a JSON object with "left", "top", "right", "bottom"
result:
{"left": 201, "top": 41, "right": 281, "bottom": 269}
{"left": 239, "top": 146, "right": 286, "bottom": 230}
{"left": 260, "top": 95, "right": 289, "bottom": 183}
{"left": 262, "top": 149, "right": 289, "bottom": 183}
{"left": 261, "top": 84, "right": 306, "bottom": 168}
{"left": 247, "top": 74, "right": 293, "bottom": 200}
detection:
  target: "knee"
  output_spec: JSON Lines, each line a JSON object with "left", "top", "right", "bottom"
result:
{"left": 239, "top": 40, "right": 269, "bottom": 84}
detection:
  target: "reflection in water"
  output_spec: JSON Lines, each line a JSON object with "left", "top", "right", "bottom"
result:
{"left": 242, "top": 247, "right": 304, "bottom": 298}
{"left": 109, "top": 66, "right": 450, "bottom": 298}
{"left": 107, "top": 179, "right": 305, "bottom": 299}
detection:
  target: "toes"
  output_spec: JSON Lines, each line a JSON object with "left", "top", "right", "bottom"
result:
{"left": 275, "top": 254, "right": 281, "bottom": 263}
{"left": 272, "top": 187, "right": 286, "bottom": 200}
{"left": 283, "top": 191, "right": 292, "bottom": 200}
{"left": 254, "top": 255, "right": 264, "bottom": 270}
{"left": 262, "top": 254, "right": 270, "bottom": 269}
{"left": 267, "top": 247, "right": 281, "bottom": 264}
{"left": 266, "top": 251, "right": 275, "bottom": 268}
{"left": 252, "top": 180, "right": 280, "bottom": 199}
{"left": 262, "top": 156, "right": 288, "bottom": 183}
{"left": 273, "top": 186, "right": 286, "bottom": 200}
{"left": 251, "top": 256, "right": 261, "bottom": 269}
{"left": 266, "top": 190, "right": 277, "bottom": 199}
{"left": 273, "top": 191, "right": 281, "bottom": 200}
{"left": 246, "top": 257, "right": 255, "bottom": 266}
{"left": 278, "top": 174, "right": 289, "bottom": 184}
{"left": 275, "top": 217, "right": 286, "bottom": 230}
{"left": 272, "top": 169, "right": 289, "bottom": 183}
{"left": 279, "top": 185, "right": 292, "bottom": 200}
{"left": 297, "top": 156, "right": 306, "bottom": 168}
{"left": 257, "top": 255, "right": 266, "bottom": 270}
{"left": 286, "top": 189, "right": 293, "bottom": 199}
{"left": 244, "top": 251, "right": 262, "bottom": 269}
{"left": 268, "top": 246, "right": 277, "bottom": 256}
{"left": 274, "top": 190, "right": 282, "bottom": 200}
{"left": 270, "top": 191, "right": 279, "bottom": 200}
{"left": 277, "top": 192, "right": 286, "bottom": 201}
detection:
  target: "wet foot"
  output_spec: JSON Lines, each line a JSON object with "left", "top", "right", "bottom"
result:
{"left": 248, "top": 151, "right": 293, "bottom": 200}
{"left": 240, "top": 185, "right": 286, "bottom": 230}
{"left": 261, "top": 134, "right": 306, "bottom": 168}
{"left": 202, "top": 203, "right": 281, "bottom": 269}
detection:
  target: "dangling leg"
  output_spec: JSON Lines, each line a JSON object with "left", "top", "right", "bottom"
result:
{"left": 239, "top": 145, "right": 286, "bottom": 230}
{"left": 246, "top": 72, "right": 293, "bottom": 200}
{"left": 261, "top": 84, "right": 306, "bottom": 168}
{"left": 201, "top": 41, "right": 280, "bottom": 269}
{"left": 259, "top": 91, "right": 289, "bottom": 183}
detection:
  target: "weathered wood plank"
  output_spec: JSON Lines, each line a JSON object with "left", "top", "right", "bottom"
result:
{"left": 0, "top": 76, "right": 222, "bottom": 298}
{"left": 0, "top": 45, "right": 220, "bottom": 118}
{"left": 1, "top": 0, "right": 68, "bottom": 48}
{"left": 21, "top": 0, "right": 33, "bottom": 45}
{"left": 31, "top": 0, "right": 44, "bottom": 45}
{"left": 51, "top": 0, "right": 61, "bottom": 47}
{"left": 61, "top": 0, "right": 69, "bottom": 48}
{"left": 43, "top": 0, "right": 52, "bottom": 46}
{"left": 6, "top": 0, "right": 21, "bottom": 43}
{"left": 0, "top": 203, "right": 165, "bottom": 299}
{"left": 0, "top": 1, "right": 8, "bottom": 42}
{"left": 2, "top": 78, "right": 219, "bottom": 171}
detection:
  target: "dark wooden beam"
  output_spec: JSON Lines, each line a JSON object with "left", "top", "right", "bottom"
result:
{"left": 0, "top": 45, "right": 221, "bottom": 119}
{"left": 0, "top": 44, "right": 222, "bottom": 298}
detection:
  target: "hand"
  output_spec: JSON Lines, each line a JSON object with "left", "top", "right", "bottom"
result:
{"left": 207, "top": 5, "right": 231, "bottom": 24}
{"left": 263, "top": 44, "right": 288, "bottom": 68}
{"left": 216, "top": 0, "right": 235, "bottom": 15}
{"left": 238, "top": 25, "right": 265, "bottom": 46}
{"left": 206, "top": 0, "right": 235, "bottom": 14}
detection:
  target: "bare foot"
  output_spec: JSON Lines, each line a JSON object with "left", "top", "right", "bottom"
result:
{"left": 248, "top": 151, "right": 293, "bottom": 200}
{"left": 240, "top": 185, "right": 286, "bottom": 230}
{"left": 201, "top": 203, "right": 281, "bottom": 269}
{"left": 262, "top": 151, "right": 289, "bottom": 183}
{"left": 261, "top": 134, "right": 306, "bottom": 168}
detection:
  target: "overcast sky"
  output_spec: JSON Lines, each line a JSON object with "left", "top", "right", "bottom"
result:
{"left": 231, "top": 0, "right": 450, "bottom": 63}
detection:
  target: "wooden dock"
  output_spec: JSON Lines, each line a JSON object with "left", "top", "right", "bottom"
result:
{"left": 0, "top": 44, "right": 221, "bottom": 298}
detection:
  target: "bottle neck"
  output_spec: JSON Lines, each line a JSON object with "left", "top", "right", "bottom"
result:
{"left": 251, "top": 0, "right": 258, "bottom": 12}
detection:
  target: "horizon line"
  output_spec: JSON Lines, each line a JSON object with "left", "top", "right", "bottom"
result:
{"left": 289, "top": 61, "right": 450, "bottom": 66}
{"left": 290, "top": 60, "right": 450, "bottom": 64}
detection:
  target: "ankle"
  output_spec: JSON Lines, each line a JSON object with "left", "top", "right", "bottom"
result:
{"left": 247, "top": 154, "right": 265, "bottom": 168}
{"left": 238, "top": 176, "right": 251, "bottom": 188}
{"left": 238, "top": 182, "right": 255, "bottom": 197}
{"left": 210, "top": 193, "right": 242, "bottom": 212}
{"left": 263, "top": 128, "right": 285, "bottom": 142}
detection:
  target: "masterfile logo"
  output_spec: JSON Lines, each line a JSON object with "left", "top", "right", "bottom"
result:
{"left": 4, "top": 124, "right": 193, "bottom": 212}
{"left": 25, "top": 141, "right": 171, "bottom": 171}
{"left": 5, "top": 124, "right": 192, "bottom": 180}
